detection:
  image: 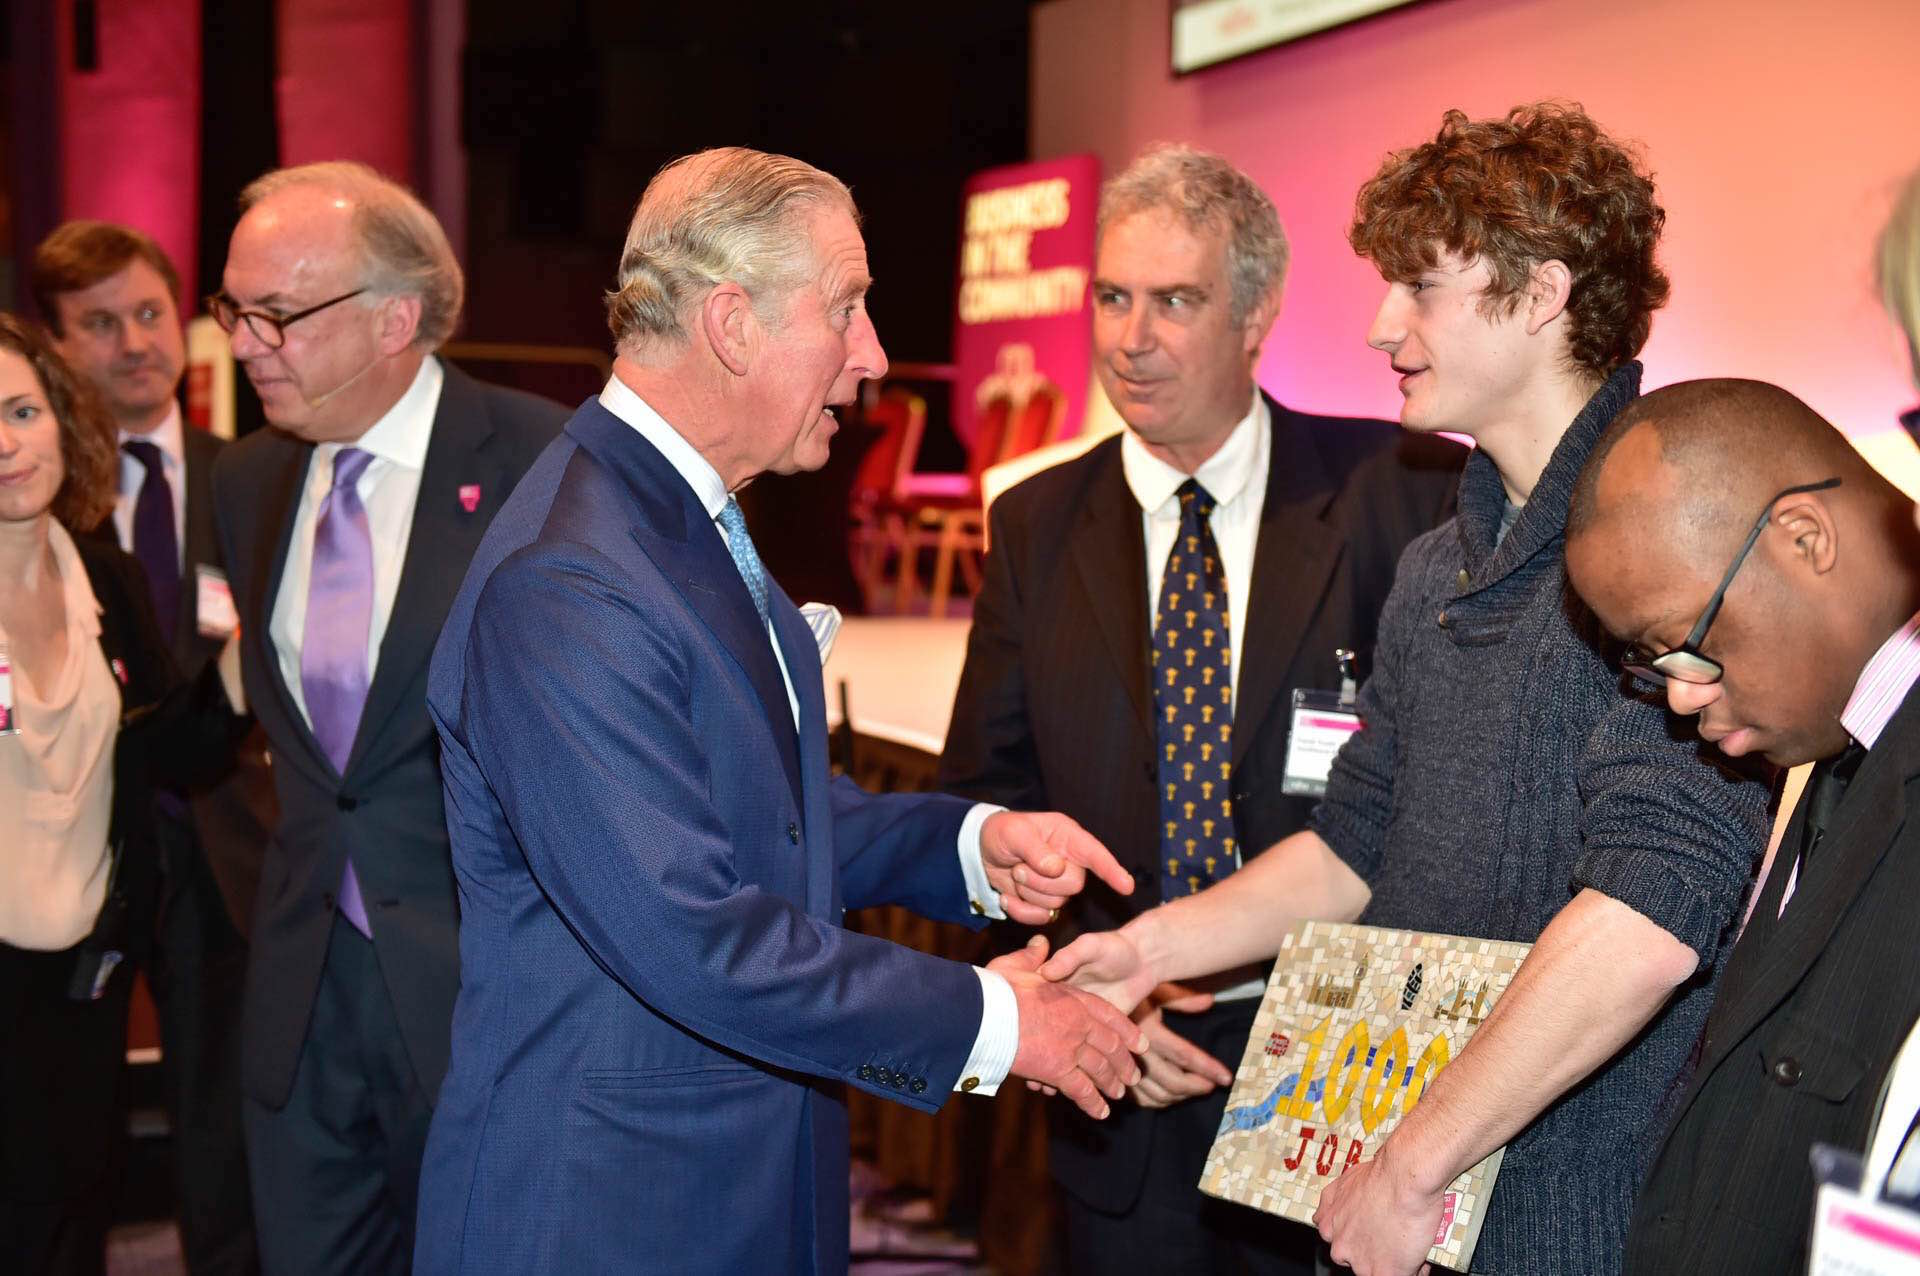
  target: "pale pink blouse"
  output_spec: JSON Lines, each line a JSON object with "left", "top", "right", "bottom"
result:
{"left": 0, "top": 521, "right": 118, "bottom": 950}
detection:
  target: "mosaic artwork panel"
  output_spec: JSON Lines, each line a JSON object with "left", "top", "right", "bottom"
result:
{"left": 1200, "top": 920, "right": 1533, "bottom": 1269}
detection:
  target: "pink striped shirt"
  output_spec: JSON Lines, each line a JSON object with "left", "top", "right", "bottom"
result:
{"left": 1776, "top": 610, "right": 1920, "bottom": 917}
{"left": 1842, "top": 610, "right": 1920, "bottom": 749}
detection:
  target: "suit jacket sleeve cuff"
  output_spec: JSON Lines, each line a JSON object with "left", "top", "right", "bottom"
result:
{"left": 956, "top": 966, "right": 1018, "bottom": 1095}
{"left": 956, "top": 802, "right": 1009, "bottom": 920}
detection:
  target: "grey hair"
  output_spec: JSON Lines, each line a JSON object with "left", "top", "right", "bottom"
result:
{"left": 1878, "top": 165, "right": 1920, "bottom": 389}
{"left": 239, "top": 161, "right": 464, "bottom": 350}
{"left": 605, "top": 147, "right": 856, "bottom": 352}
{"left": 1097, "top": 143, "right": 1289, "bottom": 326}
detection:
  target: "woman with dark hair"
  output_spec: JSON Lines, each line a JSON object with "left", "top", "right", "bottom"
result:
{"left": 0, "top": 313, "right": 246, "bottom": 1275}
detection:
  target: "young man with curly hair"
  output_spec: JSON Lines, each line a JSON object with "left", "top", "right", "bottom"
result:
{"left": 1041, "top": 104, "right": 1769, "bottom": 1276}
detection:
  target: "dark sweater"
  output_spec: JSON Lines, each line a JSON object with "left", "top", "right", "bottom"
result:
{"left": 1310, "top": 364, "right": 1769, "bottom": 1275}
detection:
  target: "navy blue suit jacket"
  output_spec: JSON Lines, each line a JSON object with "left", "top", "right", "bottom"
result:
{"left": 414, "top": 397, "right": 991, "bottom": 1274}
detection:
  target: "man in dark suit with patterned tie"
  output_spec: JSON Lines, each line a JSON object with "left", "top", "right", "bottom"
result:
{"left": 1566, "top": 378, "right": 1920, "bottom": 1274}
{"left": 938, "top": 144, "right": 1463, "bottom": 1274}
{"left": 34, "top": 220, "right": 268, "bottom": 1275}
{"left": 206, "top": 163, "right": 566, "bottom": 1275}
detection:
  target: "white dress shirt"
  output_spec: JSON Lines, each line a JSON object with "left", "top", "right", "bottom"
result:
{"left": 1122, "top": 389, "right": 1271, "bottom": 1000}
{"left": 113, "top": 402, "right": 188, "bottom": 569}
{"left": 598, "top": 375, "right": 1018, "bottom": 1094}
{"left": 269, "top": 357, "right": 444, "bottom": 731}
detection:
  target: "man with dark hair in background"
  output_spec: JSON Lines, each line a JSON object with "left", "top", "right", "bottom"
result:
{"left": 1567, "top": 378, "right": 1920, "bottom": 1274}
{"left": 1041, "top": 105, "right": 1768, "bottom": 1276}
{"left": 34, "top": 219, "right": 266, "bottom": 1276}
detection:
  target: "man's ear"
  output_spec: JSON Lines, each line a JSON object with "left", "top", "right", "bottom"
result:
{"left": 1774, "top": 491, "right": 1840, "bottom": 577}
{"left": 701, "top": 283, "right": 756, "bottom": 377}
{"left": 1240, "top": 285, "right": 1282, "bottom": 358}
{"left": 373, "top": 293, "right": 423, "bottom": 356}
{"left": 1523, "top": 259, "right": 1574, "bottom": 336}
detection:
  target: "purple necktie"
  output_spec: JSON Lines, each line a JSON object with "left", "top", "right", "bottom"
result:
{"left": 122, "top": 440, "right": 180, "bottom": 641}
{"left": 301, "top": 446, "right": 375, "bottom": 938}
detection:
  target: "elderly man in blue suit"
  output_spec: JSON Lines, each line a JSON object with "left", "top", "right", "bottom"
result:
{"left": 414, "top": 147, "right": 1151, "bottom": 1274}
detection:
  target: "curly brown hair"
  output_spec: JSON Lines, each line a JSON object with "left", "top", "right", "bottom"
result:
{"left": 1349, "top": 102, "right": 1670, "bottom": 379}
{"left": 0, "top": 313, "right": 118, "bottom": 531}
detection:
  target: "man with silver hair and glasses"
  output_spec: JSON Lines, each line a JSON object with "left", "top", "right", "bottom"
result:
{"left": 938, "top": 144, "right": 1462, "bottom": 1273}
{"left": 412, "top": 147, "right": 1151, "bottom": 1274}
{"left": 207, "top": 160, "right": 565, "bottom": 1275}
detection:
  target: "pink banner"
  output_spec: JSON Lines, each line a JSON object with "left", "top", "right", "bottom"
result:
{"left": 952, "top": 154, "right": 1101, "bottom": 448}
{"left": 276, "top": 0, "right": 415, "bottom": 184}
{"left": 57, "top": 0, "right": 202, "bottom": 297}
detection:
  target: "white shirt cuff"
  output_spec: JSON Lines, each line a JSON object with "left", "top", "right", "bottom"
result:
{"left": 957, "top": 802, "right": 1008, "bottom": 920}
{"left": 957, "top": 967, "right": 1019, "bottom": 1096}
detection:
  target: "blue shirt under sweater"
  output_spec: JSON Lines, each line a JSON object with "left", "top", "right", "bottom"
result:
{"left": 1311, "top": 363, "right": 1770, "bottom": 1275}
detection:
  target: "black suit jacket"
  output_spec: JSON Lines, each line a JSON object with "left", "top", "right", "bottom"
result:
{"left": 1627, "top": 687, "right": 1920, "bottom": 1274}
{"left": 212, "top": 364, "right": 565, "bottom": 1108}
{"left": 106, "top": 423, "right": 280, "bottom": 938}
{"left": 937, "top": 395, "right": 1463, "bottom": 1211}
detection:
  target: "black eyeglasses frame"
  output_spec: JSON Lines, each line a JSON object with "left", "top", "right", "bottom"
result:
{"left": 205, "top": 288, "right": 367, "bottom": 350}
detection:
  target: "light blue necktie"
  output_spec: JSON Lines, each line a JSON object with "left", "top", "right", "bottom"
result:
{"left": 716, "top": 496, "right": 770, "bottom": 624}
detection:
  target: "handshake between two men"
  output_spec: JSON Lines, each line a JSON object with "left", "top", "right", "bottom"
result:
{"left": 976, "top": 811, "right": 1235, "bottom": 1121}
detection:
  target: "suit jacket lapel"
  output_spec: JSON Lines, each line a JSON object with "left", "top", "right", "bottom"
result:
{"left": 1233, "top": 399, "right": 1344, "bottom": 765}
{"left": 1069, "top": 447, "right": 1153, "bottom": 743}
{"left": 347, "top": 367, "right": 502, "bottom": 776}
{"left": 1694, "top": 697, "right": 1920, "bottom": 1089}
{"left": 252, "top": 432, "right": 329, "bottom": 775}
{"left": 567, "top": 403, "right": 806, "bottom": 812}
{"left": 769, "top": 585, "right": 834, "bottom": 915}
{"left": 179, "top": 427, "right": 224, "bottom": 658}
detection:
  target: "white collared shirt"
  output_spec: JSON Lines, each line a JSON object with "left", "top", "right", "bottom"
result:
{"left": 268, "top": 356, "right": 444, "bottom": 730}
{"left": 597, "top": 375, "right": 1018, "bottom": 1095}
{"left": 1121, "top": 389, "right": 1271, "bottom": 703}
{"left": 114, "top": 402, "right": 188, "bottom": 569}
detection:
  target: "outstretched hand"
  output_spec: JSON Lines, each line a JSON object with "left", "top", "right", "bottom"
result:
{"left": 979, "top": 810, "right": 1134, "bottom": 926}
{"left": 1037, "top": 926, "right": 1160, "bottom": 1016}
{"left": 989, "top": 936, "right": 1148, "bottom": 1119}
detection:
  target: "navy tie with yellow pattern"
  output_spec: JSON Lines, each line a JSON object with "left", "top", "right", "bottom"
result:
{"left": 1155, "top": 479, "right": 1235, "bottom": 901}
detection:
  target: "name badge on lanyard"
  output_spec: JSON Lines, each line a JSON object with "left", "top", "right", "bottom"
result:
{"left": 1280, "top": 647, "right": 1363, "bottom": 798}
{"left": 1808, "top": 1013, "right": 1920, "bottom": 1273}
{"left": 0, "top": 639, "right": 17, "bottom": 736}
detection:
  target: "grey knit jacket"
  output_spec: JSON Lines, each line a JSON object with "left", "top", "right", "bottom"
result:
{"left": 1311, "top": 363, "right": 1769, "bottom": 1275}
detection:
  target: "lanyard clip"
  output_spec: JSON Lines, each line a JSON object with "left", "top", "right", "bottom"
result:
{"left": 1334, "top": 647, "right": 1358, "bottom": 708}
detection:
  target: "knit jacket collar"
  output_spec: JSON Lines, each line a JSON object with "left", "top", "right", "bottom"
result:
{"left": 1455, "top": 361, "right": 1643, "bottom": 585}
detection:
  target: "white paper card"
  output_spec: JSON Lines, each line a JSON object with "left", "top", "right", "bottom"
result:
{"left": 1281, "top": 689, "right": 1362, "bottom": 797}
{"left": 195, "top": 565, "right": 239, "bottom": 639}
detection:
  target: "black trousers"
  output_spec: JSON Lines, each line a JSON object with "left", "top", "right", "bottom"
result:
{"left": 0, "top": 940, "right": 134, "bottom": 1276}
{"left": 1061, "top": 999, "right": 1318, "bottom": 1276}
{"left": 150, "top": 811, "right": 258, "bottom": 1275}
{"left": 242, "top": 917, "right": 433, "bottom": 1276}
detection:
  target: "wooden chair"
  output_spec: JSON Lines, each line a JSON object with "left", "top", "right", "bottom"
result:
{"left": 847, "top": 388, "right": 926, "bottom": 609}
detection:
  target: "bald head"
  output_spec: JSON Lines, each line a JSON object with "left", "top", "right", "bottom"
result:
{"left": 1565, "top": 378, "right": 1920, "bottom": 766}
{"left": 1569, "top": 379, "right": 1885, "bottom": 551}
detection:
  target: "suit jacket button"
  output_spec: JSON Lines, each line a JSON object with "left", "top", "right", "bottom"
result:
{"left": 337, "top": 795, "right": 358, "bottom": 811}
{"left": 1436, "top": 611, "right": 1449, "bottom": 628}
{"left": 787, "top": 822, "right": 800, "bottom": 844}
{"left": 960, "top": 1076, "right": 980, "bottom": 1093}
{"left": 857, "top": 1064, "right": 876, "bottom": 1082}
{"left": 910, "top": 1077, "right": 927, "bottom": 1095}
{"left": 1771, "top": 1056, "right": 1802, "bottom": 1087}
{"left": 1457, "top": 568, "right": 1471, "bottom": 590}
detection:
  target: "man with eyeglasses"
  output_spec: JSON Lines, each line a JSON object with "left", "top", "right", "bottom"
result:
{"left": 1566, "top": 377, "right": 1920, "bottom": 1274}
{"left": 1038, "top": 105, "right": 1769, "bottom": 1276}
{"left": 207, "top": 162, "right": 564, "bottom": 1275}
{"left": 32, "top": 219, "right": 271, "bottom": 1275}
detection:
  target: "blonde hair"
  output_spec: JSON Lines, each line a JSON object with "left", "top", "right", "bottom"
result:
{"left": 240, "top": 161, "right": 464, "bottom": 350}
{"left": 1878, "top": 165, "right": 1920, "bottom": 388}
{"left": 605, "top": 147, "right": 855, "bottom": 352}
